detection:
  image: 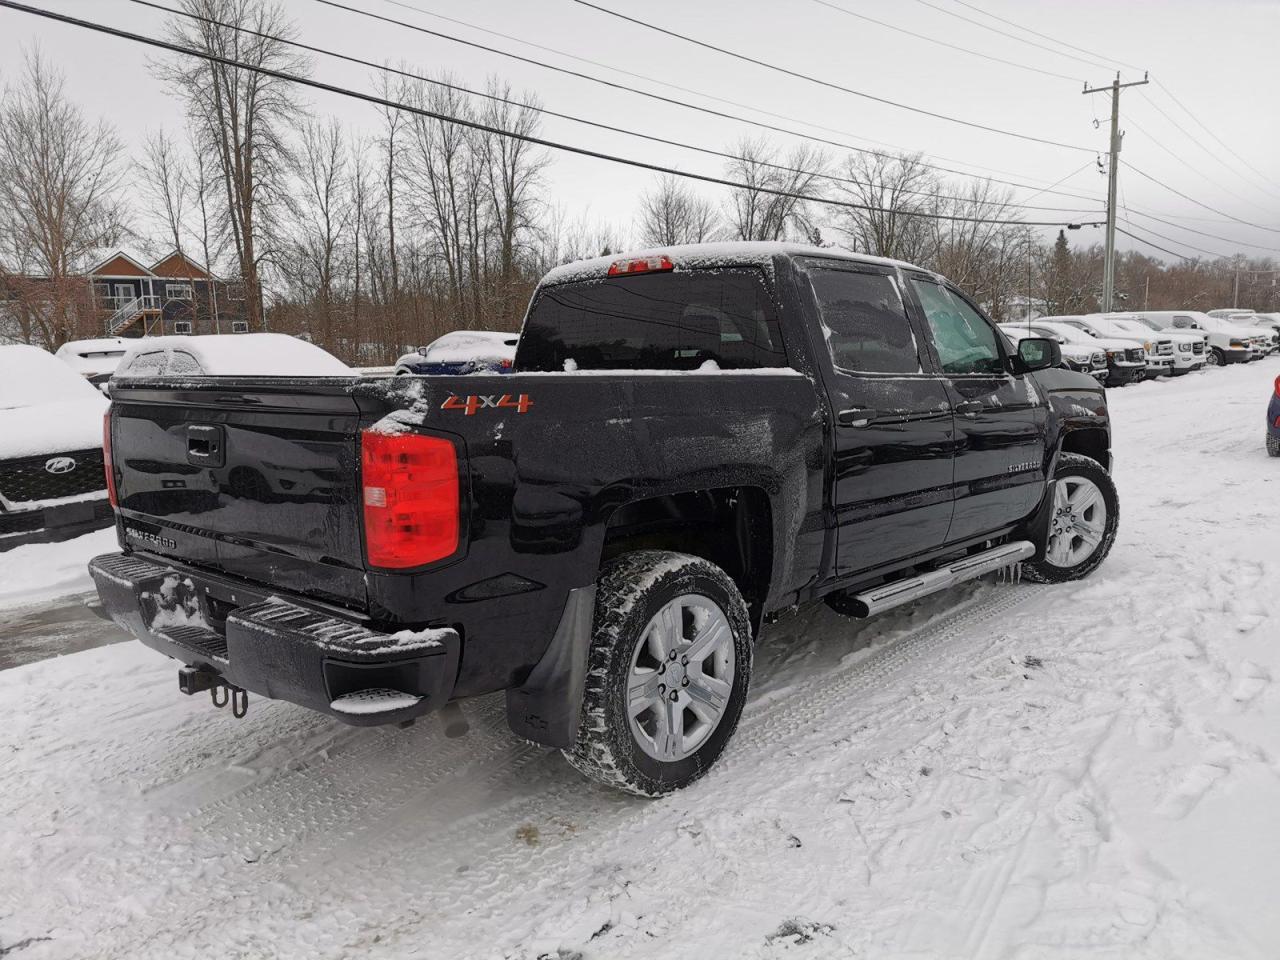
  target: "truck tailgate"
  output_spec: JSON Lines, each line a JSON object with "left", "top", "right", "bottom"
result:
{"left": 109, "top": 378, "right": 368, "bottom": 610}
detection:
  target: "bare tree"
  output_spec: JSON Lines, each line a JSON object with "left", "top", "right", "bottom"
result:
{"left": 373, "top": 68, "right": 408, "bottom": 319}
{"left": 0, "top": 47, "right": 125, "bottom": 347}
{"left": 285, "top": 118, "right": 351, "bottom": 324}
{"left": 834, "top": 151, "right": 936, "bottom": 263}
{"left": 156, "top": 0, "right": 306, "bottom": 329}
{"left": 141, "top": 128, "right": 191, "bottom": 257}
{"left": 724, "top": 138, "right": 826, "bottom": 242}
{"left": 479, "top": 80, "right": 548, "bottom": 324}
{"left": 637, "top": 174, "right": 720, "bottom": 247}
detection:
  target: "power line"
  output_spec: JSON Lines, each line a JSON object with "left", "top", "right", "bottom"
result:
{"left": 1123, "top": 206, "right": 1280, "bottom": 256}
{"left": 1127, "top": 164, "right": 1280, "bottom": 235}
{"left": 910, "top": 0, "right": 1116, "bottom": 73}
{"left": 808, "top": 0, "right": 1080, "bottom": 83}
{"left": 1116, "top": 225, "right": 1202, "bottom": 262}
{"left": 312, "top": 0, "right": 1107, "bottom": 205}
{"left": 940, "top": 0, "right": 1144, "bottom": 73}
{"left": 569, "top": 0, "right": 1095, "bottom": 152}
{"left": 1137, "top": 88, "right": 1280, "bottom": 204}
{"left": 0, "top": 1, "right": 1104, "bottom": 232}
{"left": 1154, "top": 79, "right": 1279, "bottom": 193}
{"left": 126, "top": 0, "right": 1103, "bottom": 216}
{"left": 376, "top": 0, "right": 1094, "bottom": 194}
{"left": 1120, "top": 209, "right": 1233, "bottom": 260}
{"left": 1124, "top": 114, "right": 1276, "bottom": 213}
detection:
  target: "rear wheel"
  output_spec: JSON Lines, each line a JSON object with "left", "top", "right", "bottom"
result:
{"left": 1268, "top": 434, "right": 1280, "bottom": 458}
{"left": 1023, "top": 453, "right": 1119, "bottom": 584}
{"left": 565, "top": 551, "right": 752, "bottom": 796}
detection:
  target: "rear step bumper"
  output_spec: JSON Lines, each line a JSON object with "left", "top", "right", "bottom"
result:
{"left": 89, "top": 551, "right": 460, "bottom": 726}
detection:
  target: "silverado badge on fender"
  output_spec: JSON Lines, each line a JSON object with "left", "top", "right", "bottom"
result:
{"left": 441, "top": 393, "right": 533, "bottom": 415}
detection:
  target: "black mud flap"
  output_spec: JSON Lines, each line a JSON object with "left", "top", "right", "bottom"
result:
{"left": 504, "top": 584, "right": 596, "bottom": 749}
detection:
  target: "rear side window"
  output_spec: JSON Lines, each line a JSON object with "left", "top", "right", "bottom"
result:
{"left": 807, "top": 267, "right": 921, "bottom": 374}
{"left": 515, "top": 268, "right": 787, "bottom": 372}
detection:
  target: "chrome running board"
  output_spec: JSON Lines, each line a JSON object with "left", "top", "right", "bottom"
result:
{"left": 847, "top": 540, "right": 1035, "bottom": 618}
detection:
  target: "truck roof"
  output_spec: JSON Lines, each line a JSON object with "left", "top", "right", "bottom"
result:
{"left": 539, "top": 241, "right": 931, "bottom": 287}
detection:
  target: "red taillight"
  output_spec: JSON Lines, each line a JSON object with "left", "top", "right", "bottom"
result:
{"left": 498, "top": 357, "right": 513, "bottom": 370}
{"left": 103, "top": 410, "right": 118, "bottom": 508}
{"left": 1274, "top": 375, "right": 1280, "bottom": 398}
{"left": 361, "top": 430, "right": 458, "bottom": 569}
{"left": 607, "top": 254, "right": 674, "bottom": 276}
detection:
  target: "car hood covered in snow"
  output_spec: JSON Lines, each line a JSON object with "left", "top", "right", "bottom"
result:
{"left": 0, "top": 395, "right": 107, "bottom": 460}
{"left": 0, "top": 344, "right": 109, "bottom": 458}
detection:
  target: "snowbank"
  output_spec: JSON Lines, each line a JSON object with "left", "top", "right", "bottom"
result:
{"left": 2, "top": 361, "right": 1280, "bottom": 958}
{"left": 0, "top": 527, "right": 115, "bottom": 610}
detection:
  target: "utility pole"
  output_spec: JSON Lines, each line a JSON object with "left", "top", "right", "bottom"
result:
{"left": 1084, "top": 71, "right": 1148, "bottom": 313}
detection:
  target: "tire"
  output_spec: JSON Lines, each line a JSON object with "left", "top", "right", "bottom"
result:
{"left": 564, "top": 550, "right": 753, "bottom": 797}
{"left": 1207, "top": 347, "right": 1225, "bottom": 367}
{"left": 1268, "top": 434, "right": 1280, "bottom": 458}
{"left": 1023, "top": 453, "right": 1119, "bottom": 584}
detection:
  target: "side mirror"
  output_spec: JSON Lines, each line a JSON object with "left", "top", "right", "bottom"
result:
{"left": 417, "top": 346, "right": 429, "bottom": 356}
{"left": 1012, "top": 337, "right": 1060, "bottom": 373}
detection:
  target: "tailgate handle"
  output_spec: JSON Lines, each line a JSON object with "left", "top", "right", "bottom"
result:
{"left": 187, "top": 424, "right": 225, "bottom": 468}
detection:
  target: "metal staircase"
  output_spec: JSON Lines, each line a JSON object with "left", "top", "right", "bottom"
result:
{"left": 106, "top": 295, "right": 161, "bottom": 335}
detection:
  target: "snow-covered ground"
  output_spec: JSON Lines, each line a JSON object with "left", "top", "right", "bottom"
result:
{"left": 2, "top": 362, "right": 1279, "bottom": 959}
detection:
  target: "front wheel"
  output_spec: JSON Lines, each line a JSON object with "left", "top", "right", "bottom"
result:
{"left": 1023, "top": 453, "right": 1119, "bottom": 584}
{"left": 565, "top": 551, "right": 753, "bottom": 796}
{"left": 1207, "top": 347, "right": 1225, "bottom": 367}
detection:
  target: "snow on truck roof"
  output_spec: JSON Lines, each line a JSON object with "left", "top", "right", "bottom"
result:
{"left": 538, "top": 241, "right": 931, "bottom": 287}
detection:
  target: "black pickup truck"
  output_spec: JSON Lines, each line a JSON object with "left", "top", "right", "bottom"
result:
{"left": 91, "top": 242, "right": 1118, "bottom": 796}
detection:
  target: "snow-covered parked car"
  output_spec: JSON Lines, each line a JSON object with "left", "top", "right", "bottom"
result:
{"left": 1146, "top": 311, "right": 1267, "bottom": 365}
{"left": 1122, "top": 315, "right": 1210, "bottom": 373}
{"left": 394, "top": 330, "right": 519, "bottom": 376}
{"left": 1090, "top": 314, "right": 1208, "bottom": 376}
{"left": 1049, "top": 315, "right": 1172, "bottom": 378}
{"left": 999, "top": 323, "right": 1107, "bottom": 382}
{"left": 55, "top": 337, "right": 132, "bottom": 388}
{"left": 1022, "top": 319, "right": 1146, "bottom": 387}
{"left": 0, "top": 344, "right": 113, "bottom": 549}
{"left": 113, "top": 333, "right": 353, "bottom": 379}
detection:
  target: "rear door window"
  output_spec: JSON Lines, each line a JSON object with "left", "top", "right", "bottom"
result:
{"left": 806, "top": 267, "right": 922, "bottom": 374}
{"left": 516, "top": 268, "right": 787, "bottom": 372}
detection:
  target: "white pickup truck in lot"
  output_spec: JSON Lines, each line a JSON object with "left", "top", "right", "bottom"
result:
{"left": 1091, "top": 314, "right": 1207, "bottom": 376}
{"left": 1051, "top": 315, "right": 1176, "bottom": 378}
{"left": 1131, "top": 310, "right": 1260, "bottom": 366}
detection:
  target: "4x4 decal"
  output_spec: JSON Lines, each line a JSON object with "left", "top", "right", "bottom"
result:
{"left": 441, "top": 393, "right": 533, "bottom": 416}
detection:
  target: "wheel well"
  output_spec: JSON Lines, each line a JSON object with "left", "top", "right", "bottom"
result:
{"left": 1059, "top": 427, "right": 1110, "bottom": 472}
{"left": 602, "top": 487, "right": 773, "bottom": 628}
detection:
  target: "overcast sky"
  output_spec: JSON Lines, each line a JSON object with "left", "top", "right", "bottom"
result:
{"left": 1, "top": 0, "right": 1277, "bottom": 262}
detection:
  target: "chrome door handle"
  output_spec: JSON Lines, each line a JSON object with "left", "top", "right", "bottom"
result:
{"left": 837, "top": 408, "right": 878, "bottom": 428}
{"left": 955, "top": 400, "right": 983, "bottom": 417}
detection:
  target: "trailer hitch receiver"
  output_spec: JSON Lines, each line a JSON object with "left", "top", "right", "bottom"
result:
{"left": 177, "top": 666, "right": 248, "bottom": 718}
